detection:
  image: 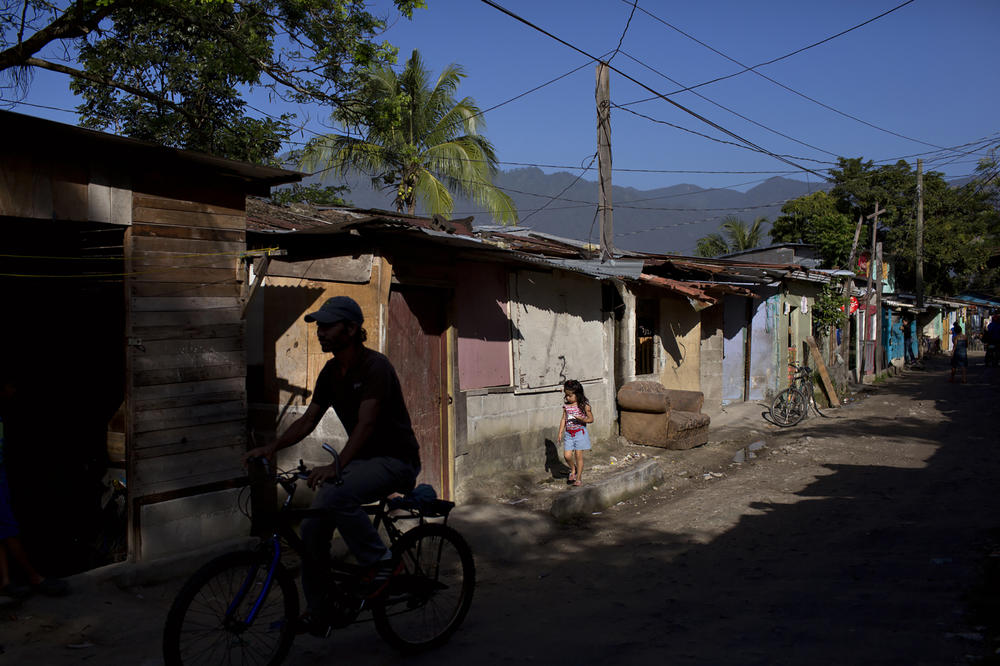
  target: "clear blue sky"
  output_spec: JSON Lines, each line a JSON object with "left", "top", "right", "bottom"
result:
{"left": 9, "top": 0, "right": 1000, "bottom": 194}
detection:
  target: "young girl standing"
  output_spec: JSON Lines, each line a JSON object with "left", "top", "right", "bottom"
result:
{"left": 559, "top": 379, "right": 594, "bottom": 486}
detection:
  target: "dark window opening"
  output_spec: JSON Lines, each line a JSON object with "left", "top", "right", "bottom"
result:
{"left": 636, "top": 298, "right": 659, "bottom": 375}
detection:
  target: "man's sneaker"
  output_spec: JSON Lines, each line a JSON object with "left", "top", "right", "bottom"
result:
{"left": 360, "top": 559, "right": 403, "bottom": 599}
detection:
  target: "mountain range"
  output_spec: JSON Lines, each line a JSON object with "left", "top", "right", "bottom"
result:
{"left": 302, "top": 168, "right": 832, "bottom": 255}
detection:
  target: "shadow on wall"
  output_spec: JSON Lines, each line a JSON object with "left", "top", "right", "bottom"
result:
{"left": 250, "top": 284, "right": 325, "bottom": 406}
{"left": 663, "top": 319, "right": 692, "bottom": 367}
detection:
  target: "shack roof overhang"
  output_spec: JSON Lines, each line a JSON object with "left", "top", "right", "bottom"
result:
{"left": 248, "top": 202, "right": 815, "bottom": 295}
{"left": 3, "top": 110, "right": 302, "bottom": 190}
{"left": 247, "top": 204, "right": 647, "bottom": 281}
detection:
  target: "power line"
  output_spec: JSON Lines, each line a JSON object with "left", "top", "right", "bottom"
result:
{"left": 624, "top": 0, "right": 916, "bottom": 95}
{"left": 520, "top": 153, "right": 598, "bottom": 223}
{"left": 621, "top": 0, "right": 944, "bottom": 151}
{"left": 612, "top": 103, "right": 837, "bottom": 165}
{"left": 476, "top": 0, "right": 831, "bottom": 182}
{"left": 618, "top": 50, "right": 840, "bottom": 159}
{"left": 607, "top": 0, "right": 638, "bottom": 64}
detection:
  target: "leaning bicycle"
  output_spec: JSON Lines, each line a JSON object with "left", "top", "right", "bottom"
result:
{"left": 162, "top": 450, "right": 475, "bottom": 665}
{"left": 769, "top": 362, "right": 824, "bottom": 427}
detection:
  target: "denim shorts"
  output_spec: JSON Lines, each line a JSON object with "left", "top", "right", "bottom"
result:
{"left": 563, "top": 428, "right": 591, "bottom": 451}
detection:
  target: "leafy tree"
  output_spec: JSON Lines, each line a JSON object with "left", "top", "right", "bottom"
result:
{"left": 300, "top": 49, "right": 517, "bottom": 223}
{"left": 271, "top": 182, "right": 350, "bottom": 207}
{"left": 769, "top": 191, "right": 854, "bottom": 268}
{"left": 828, "top": 157, "right": 1000, "bottom": 295}
{"left": 1, "top": 0, "right": 425, "bottom": 163}
{"left": 694, "top": 215, "right": 766, "bottom": 257}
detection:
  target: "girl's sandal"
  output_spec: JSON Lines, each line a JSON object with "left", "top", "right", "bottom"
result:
{"left": 568, "top": 472, "right": 576, "bottom": 482}
{"left": 573, "top": 480, "right": 582, "bottom": 486}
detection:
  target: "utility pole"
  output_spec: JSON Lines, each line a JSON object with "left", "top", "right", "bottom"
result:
{"left": 874, "top": 241, "right": 884, "bottom": 373}
{"left": 862, "top": 202, "right": 885, "bottom": 375}
{"left": 596, "top": 62, "right": 614, "bottom": 262}
{"left": 916, "top": 158, "right": 924, "bottom": 310}
{"left": 840, "top": 213, "right": 864, "bottom": 383}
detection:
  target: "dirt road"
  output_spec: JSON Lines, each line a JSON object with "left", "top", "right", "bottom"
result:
{"left": 4, "top": 353, "right": 999, "bottom": 665}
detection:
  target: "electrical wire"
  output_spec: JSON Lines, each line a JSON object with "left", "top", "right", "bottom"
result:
{"left": 607, "top": 0, "right": 638, "bottom": 64}
{"left": 620, "top": 0, "right": 944, "bottom": 151}
{"left": 476, "top": 0, "right": 831, "bottom": 182}
{"left": 520, "top": 153, "right": 598, "bottom": 223}
{"left": 613, "top": 103, "right": 838, "bottom": 166}
{"left": 618, "top": 50, "right": 840, "bottom": 159}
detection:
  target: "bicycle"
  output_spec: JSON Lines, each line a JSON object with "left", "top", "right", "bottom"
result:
{"left": 769, "top": 362, "right": 825, "bottom": 427}
{"left": 162, "top": 447, "right": 475, "bottom": 665}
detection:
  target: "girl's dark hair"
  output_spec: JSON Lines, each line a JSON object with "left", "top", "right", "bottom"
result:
{"left": 563, "top": 379, "right": 589, "bottom": 407}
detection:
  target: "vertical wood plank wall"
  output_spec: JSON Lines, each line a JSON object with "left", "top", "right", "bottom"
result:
{"left": 128, "top": 193, "right": 248, "bottom": 500}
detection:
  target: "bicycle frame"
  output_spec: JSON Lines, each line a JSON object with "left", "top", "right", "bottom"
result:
{"left": 230, "top": 465, "right": 432, "bottom": 632}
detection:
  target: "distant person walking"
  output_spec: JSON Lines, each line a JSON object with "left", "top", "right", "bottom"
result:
{"left": 950, "top": 324, "right": 968, "bottom": 384}
{"left": 558, "top": 380, "right": 594, "bottom": 487}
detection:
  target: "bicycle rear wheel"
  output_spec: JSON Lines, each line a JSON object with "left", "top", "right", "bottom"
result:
{"left": 373, "top": 523, "right": 475, "bottom": 653}
{"left": 770, "top": 388, "right": 806, "bottom": 427}
{"left": 163, "top": 550, "right": 299, "bottom": 666}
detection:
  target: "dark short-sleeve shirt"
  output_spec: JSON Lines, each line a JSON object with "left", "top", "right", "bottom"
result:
{"left": 310, "top": 348, "right": 420, "bottom": 467}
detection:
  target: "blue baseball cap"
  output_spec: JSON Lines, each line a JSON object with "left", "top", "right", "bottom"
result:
{"left": 304, "top": 296, "right": 364, "bottom": 325}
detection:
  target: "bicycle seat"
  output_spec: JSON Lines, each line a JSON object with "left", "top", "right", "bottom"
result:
{"left": 387, "top": 483, "right": 455, "bottom": 517}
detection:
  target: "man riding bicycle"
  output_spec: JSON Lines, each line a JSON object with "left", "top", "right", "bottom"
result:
{"left": 245, "top": 296, "right": 420, "bottom": 631}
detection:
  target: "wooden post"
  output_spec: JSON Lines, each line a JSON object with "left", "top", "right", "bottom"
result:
{"left": 596, "top": 62, "right": 614, "bottom": 262}
{"left": 862, "top": 203, "right": 885, "bottom": 374}
{"left": 806, "top": 335, "right": 841, "bottom": 407}
{"left": 916, "top": 158, "right": 924, "bottom": 310}
{"left": 840, "top": 213, "right": 864, "bottom": 382}
{"left": 875, "top": 241, "right": 884, "bottom": 372}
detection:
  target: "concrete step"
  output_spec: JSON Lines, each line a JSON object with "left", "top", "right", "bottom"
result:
{"left": 549, "top": 458, "right": 665, "bottom": 521}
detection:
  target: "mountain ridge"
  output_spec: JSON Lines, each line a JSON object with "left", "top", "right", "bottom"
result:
{"left": 302, "top": 167, "right": 830, "bottom": 254}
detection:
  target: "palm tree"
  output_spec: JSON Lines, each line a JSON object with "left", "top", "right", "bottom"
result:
{"left": 301, "top": 50, "right": 517, "bottom": 224}
{"left": 694, "top": 216, "right": 767, "bottom": 257}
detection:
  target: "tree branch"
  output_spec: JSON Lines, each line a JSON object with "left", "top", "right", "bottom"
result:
{"left": 24, "top": 56, "right": 199, "bottom": 125}
{"left": 0, "top": 0, "right": 118, "bottom": 71}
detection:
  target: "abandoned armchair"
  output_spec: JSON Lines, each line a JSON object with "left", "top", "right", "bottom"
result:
{"left": 616, "top": 381, "right": 711, "bottom": 450}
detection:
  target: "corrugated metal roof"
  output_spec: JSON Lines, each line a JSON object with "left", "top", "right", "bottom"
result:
{"left": 246, "top": 198, "right": 475, "bottom": 235}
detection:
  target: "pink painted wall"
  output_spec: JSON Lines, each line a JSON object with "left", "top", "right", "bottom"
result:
{"left": 456, "top": 263, "right": 511, "bottom": 390}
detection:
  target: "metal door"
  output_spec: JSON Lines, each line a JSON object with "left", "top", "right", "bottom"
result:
{"left": 387, "top": 287, "right": 450, "bottom": 498}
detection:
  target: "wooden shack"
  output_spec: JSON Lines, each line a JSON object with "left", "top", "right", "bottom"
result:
{"left": 0, "top": 111, "right": 299, "bottom": 570}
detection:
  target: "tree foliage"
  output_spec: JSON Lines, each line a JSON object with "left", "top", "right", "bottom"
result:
{"left": 694, "top": 216, "right": 766, "bottom": 257}
{"left": 300, "top": 49, "right": 517, "bottom": 223}
{"left": 769, "top": 191, "right": 854, "bottom": 268}
{"left": 1, "top": 0, "right": 425, "bottom": 163}
{"left": 770, "top": 156, "right": 1000, "bottom": 296}
{"left": 270, "top": 182, "right": 350, "bottom": 207}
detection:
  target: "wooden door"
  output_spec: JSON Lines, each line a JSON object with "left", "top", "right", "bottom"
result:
{"left": 387, "top": 287, "right": 450, "bottom": 498}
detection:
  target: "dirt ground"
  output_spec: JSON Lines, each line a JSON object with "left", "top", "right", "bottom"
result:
{"left": 3, "top": 352, "right": 999, "bottom": 665}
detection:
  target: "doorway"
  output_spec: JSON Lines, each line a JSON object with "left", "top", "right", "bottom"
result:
{"left": 0, "top": 219, "right": 127, "bottom": 575}
{"left": 386, "top": 287, "right": 451, "bottom": 498}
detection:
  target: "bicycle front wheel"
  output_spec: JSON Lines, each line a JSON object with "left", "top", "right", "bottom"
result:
{"left": 373, "top": 523, "right": 475, "bottom": 653}
{"left": 770, "top": 388, "right": 806, "bottom": 426}
{"left": 163, "top": 550, "right": 299, "bottom": 666}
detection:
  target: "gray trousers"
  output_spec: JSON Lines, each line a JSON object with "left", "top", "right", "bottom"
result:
{"left": 300, "top": 456, "right": 418, "bottom": 611}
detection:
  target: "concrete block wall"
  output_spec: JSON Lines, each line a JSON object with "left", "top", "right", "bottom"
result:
{"left": 140, "top": 489, "right": 249, "bottom": 561}
{"left": 455, "top": 377, "right": 616, "bottom": 496}
{"left": 699, "top": 305, "right": 724, "bottom": 414}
